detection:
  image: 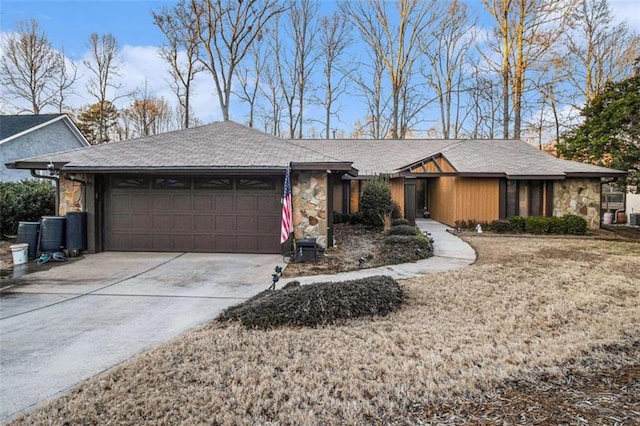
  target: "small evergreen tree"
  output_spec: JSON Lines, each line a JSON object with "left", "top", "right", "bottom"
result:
{"left": 360, "top": 177, "right": 394, "bottom": 227}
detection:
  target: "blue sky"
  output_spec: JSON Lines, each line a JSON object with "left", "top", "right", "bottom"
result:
{"left": 1, "top": 0, "right": 639, "bottom": 136}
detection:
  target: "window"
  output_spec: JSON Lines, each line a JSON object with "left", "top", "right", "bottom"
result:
{"left": 502, "top": 179, "right": 546, "bottom": 218}
{"left": 237, "top": 178, "right": 275, "bottom": 190}
{"left": 113, "top": 177, "right": 149, "bottom": 188}
{"left": 194, "top": 177, "right": 233, "bottom": 190}
{"left": 153, "top": 177, "right": 191, "bottom": 189}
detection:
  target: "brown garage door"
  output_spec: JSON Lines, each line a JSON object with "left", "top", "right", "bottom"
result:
{"left": 106, "top": 175, "right": 282, "bottom": 253}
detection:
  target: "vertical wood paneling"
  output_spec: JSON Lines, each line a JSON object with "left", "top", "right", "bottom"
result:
{"left": 350, "top": 180, "right": 359, "bottom": 212}
{"left": 390, "top": 178, "right": 405, "bottom": 216}
{"left": 454, "top": 178, "right": 500, "bottom": 223}
{"left": 429, "top": 177, "right": 457, "bottom": 225}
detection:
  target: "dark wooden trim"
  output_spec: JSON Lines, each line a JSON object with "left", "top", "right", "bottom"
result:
{"left": 545, "top": 181, "right": 554, "bottom": 217}
{"left": 404, "top": 178, "right": 417, "bottom": 226}
{"left": 499, "top": 179, "right": 507, "bottom": 219}
{"left": 327, "top": 173, "right": 335, "bottom": 248}
{"left": 341, "top": 180, "right": 350, "bottom": 214}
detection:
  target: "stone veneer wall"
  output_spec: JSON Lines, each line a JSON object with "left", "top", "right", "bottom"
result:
{"left": 58, "top": 173, "right": 87, "bottom": 215}
{"left": 292, "top": 170, "right": 328, "bottom": 248}
{"left": 553, "top": 178, "right": 601, "bottom": 229}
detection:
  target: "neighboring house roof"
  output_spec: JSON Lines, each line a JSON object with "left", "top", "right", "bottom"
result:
{"left": 0, "top": 114, "right": 89, "bottom": 146}
{"left": 7, "top": 121, "right": 354, "bottom": 173}
{"left": 293, "top": 138, "right": 625, "bottom": 179}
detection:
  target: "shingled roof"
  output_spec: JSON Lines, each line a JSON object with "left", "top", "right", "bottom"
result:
{"left": 1, "top": 114, "right": 68, "bottom": 142}
{"left": 7, "top": 121, "right": 624, "bottom": 179}
{"left": 8, "top": 121, "right": 353, "bottom": 173}
{"left": 293, "top": 138, "right": 625, "bottom": 178}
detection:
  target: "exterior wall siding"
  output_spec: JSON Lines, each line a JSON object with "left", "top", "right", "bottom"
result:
{"left": 292, "top": 170, "right": 329, "bottom": 248}
{"left": 390, "top": 178, "right": 405, "bottom": 217}
{"left": 349, "top": 180, "right": 359, "bottom": 212}
{"left": 429, "top": 176, "right": 457, "bottom": 225}
{"left": 553, "top": 178, "right": 601, "bottom": 229}
{"left": 455, "top": 178, "right": 500, "bottom": 224}
{"left": 1, "top": 119, "right": 86, "bottom": 182}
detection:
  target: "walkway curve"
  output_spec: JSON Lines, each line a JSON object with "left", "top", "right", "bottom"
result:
{"left": 289, "top": 219, "right": 476, "bottom": 285}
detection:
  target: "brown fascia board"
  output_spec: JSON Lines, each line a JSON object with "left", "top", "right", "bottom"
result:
{"left": 60, "top": 166, "right": 289, "bottom": 175}
{"left": 564, "top": 171, "right": 626, "bottom": 178}
{"left": 290, "top": 162, "right": 358, "bottom": 176}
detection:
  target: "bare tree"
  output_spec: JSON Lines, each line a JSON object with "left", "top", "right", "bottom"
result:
{"left": 257, "top": 59, "right": 285, "bottom": 136}
{"left": 421, "top": 0, "right": 476, "bottom": 138}
{"left": 341, "top": 0, "right": 437, "bottom": 139}
{"left": 52, "top": 49, "right": 79, "bottom": 113}
{"left": 316, "top": 12, "right": 353, "bottom": 138}
{"left": 84, "top": 33, "right": 121, "bottom": 143}
{"left": 563, "top": 0, "right": 640, "bottom": 105}
{"left": 467, "top": 63, "right": 502, "bottom": 139}
{"left": 190, "top": 0, "right": 285, "bottom": 121}
{"left": 153, "top": 0, "right": 203, "bottom": 129}
{"left": 482, "top": 0, "right": 568, "bottom": 139}
{"left": 234, "top": 43, "right": 265, "bottom": 127}
{"left": 0, "top": 19, "right": 65, "bottom": 114}
{"left": 351, "top": 48, "right": 392, "bottom": 139}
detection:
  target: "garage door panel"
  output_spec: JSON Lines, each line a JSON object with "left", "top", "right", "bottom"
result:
{"left": 215, "top": 235, "right": 236, "bottom": 251}
{"left": 194, "top": 215, "right": 213, "bottom": 231}
{"left": 257, "top": 195, "right": 277, "bottom": 210}
{"left": 236, "top": 195, "right": 256, "bottom": 210}
{"left": 215, "top": 195, "right": 234, "bottom": 211}
{"left": 131, "top": 214, "right": 152, "bottom": 231}
{"left": 107, "top": 175, "right": 281, "bottom": 253}
{"left": 130, "top": 234, "right": 152, "bottom": 250}
{"left": 172, "top": 194, "right": 192, "bottom": 210}
{"left": 111, "top": 194, "right": 130, "bottom": 210}
{"left": 172, "top": 215, "right": 192, "bottom": 232}
{"left": 236, "top": 215, "right": 256, "bottom": 233}
{"left": 215, "top": 215, "right": 235, "bottom": 231}
{"left": 237, "top": 235, "right": 257, "bottom": 252}
{"left": 173, "top": 235, "right": 193, "bottom": 251}
{"left": 131, "top": 196, "right": 151, "bottom": 210}
{"left": 194, "top": 195, "right": 213, "bottom": 211}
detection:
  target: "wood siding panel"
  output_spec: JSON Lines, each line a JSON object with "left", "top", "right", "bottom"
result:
{"left": 350, "top": 180, "right": 359, "bottom": 212}
{"left": 454, "top": 178, "right": 500, "bottom": 224}
{"left": 438, "top": 157, "right": 456, "bottom": 172}
{"left": 390, "top": 178, "right": 405, "bottom": 217}
{"left": 429, "top": 177, "right": 457, "bottom": 225}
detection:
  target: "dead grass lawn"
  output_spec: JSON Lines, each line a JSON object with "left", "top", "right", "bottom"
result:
{"left": 12, "top": 237, "right": 640, "bottom": 424}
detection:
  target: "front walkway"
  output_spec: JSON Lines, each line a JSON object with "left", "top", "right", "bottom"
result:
{"left": 291, "top": 219, "right": 476, "bottom": 285}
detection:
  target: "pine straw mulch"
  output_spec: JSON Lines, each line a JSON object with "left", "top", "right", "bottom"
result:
{"left": 281, "top": 223, "right": 431, "bottom": 278}
{"left": 10, "top": 236, "right": 640, "bottom": 425}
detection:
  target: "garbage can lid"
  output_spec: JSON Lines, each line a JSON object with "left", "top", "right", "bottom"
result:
{"left": 10, "top": 243, "right": 29, "bottom": 249}
{"left": 296, "top": 238, "right": 317, "bottom": 245}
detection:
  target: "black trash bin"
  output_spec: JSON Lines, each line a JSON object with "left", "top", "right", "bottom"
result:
{"left": 66, "top": 211, "right": 87, "bottom": 251}
{"left": 16, "top": 221, "right": 40, "bottom": 259}
{"left": 295, "top": 238, "right": 317, "bottom": 263}
{"left": 39, "top": 216, "right": 66, "bottom": 253}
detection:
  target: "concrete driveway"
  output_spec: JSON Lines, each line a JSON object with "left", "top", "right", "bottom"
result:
{"left": 0, "top": 252, "right": 281, "bottom": 423}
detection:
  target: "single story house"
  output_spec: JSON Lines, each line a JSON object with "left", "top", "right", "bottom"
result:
{"left": 0, "top": 114, "right": 89, "bottom": 182}
{"left": 6, "top": 121, "right": 625, "bottom": 254}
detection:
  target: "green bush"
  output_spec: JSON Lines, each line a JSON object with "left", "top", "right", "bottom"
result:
{"left": 387, "top": 224, "right": 419, "bottom": 236}
{"left": 383, "top": 234, "right": 434, "bottom": 263}
{"left": 525, "top": 216, "right": 549, "bottom": 234}
{"left": 490, "top": 219, "right": 512, "bottom": 233}
{"left": 391, "top": 218, "right": 410, "bottom": 226}
{"left": 348, "top": 212, "right": 364, "bottom": 225}
{"left": 217, "top": 275, "right": 403, "bottom": 329}
{"left": 547, "top": 216, "right": 566, "bottom": 234}
{"left": 360, "top": 178, "right": 394, "bottom": 227}
{"left": 563, "top": 214, "right": 588, "bottom": 235}
{"left": 509, "top": 216, "right": 526, "bottom": 233}
{"left": 0, "top": 180, "right": 56, "bottom": 238}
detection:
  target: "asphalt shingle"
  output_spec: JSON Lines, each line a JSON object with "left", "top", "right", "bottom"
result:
{"left": 0, "top": 114, "right": 65, "bottom": 141}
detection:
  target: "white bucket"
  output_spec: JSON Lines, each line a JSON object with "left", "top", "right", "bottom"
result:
{"left": 10, "top": 243, "right": 29, "bottom": 265}
{"left": 603, "top": 212, "right": 614, "bottom": 224}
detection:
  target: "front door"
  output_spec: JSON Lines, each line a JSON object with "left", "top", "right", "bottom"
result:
{"left": 416, "top": 179, "right": 428, "bottom": 217}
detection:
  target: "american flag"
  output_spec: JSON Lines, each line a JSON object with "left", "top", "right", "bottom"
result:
{"left": 280, "top": 167, "right": 293, "bottom": 243}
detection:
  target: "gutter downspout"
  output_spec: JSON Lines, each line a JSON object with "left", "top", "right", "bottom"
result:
{"left": 31, "top": 169, "right": 60, "bottom": 215}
